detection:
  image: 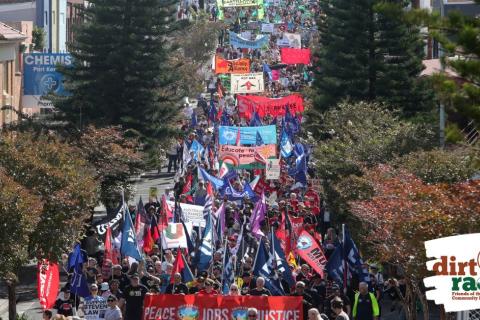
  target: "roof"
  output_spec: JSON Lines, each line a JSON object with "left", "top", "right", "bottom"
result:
{"left": 421, "top": 59, "right": 459, "bottom": 78}
{"left": 0, "top": 21, "right": 26, "bottom": 41}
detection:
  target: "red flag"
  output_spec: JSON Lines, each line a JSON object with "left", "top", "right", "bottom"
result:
{"left": 104, "top": 225, "right": 118, "bottom": 265}
{"left": 161, "top": 194, "right": 173, "bottom": 220}
{"left": 235, "top": 127, "right": 241, "bottom": 146}
{"left": 37, "top": 260, "right": 59, "bottom": 310}
{"left": 143, "top": 226, "right": 154, "bottom": 254}
{"left": 170, "top": 248, "right": 185, "bottom": 284}
{"left": 295, "top": 230, "right": 327, "bottom": 278}
{"left": 206, "top": 182, "right": 214, "bottom": 198}
{"left": 182, "top": 174, "right": 194, "bottom": 203}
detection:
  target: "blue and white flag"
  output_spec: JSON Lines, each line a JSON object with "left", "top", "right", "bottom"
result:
{"left": 280, "top": 128, "right": 293, "bottom": 158}
{"left": 68, "top": 244, "right": 90, "bottom": 298}
{"left": 219, "top": 125, "right": 277, "bottom": 145}
{"left": 263, "top": 63, "right": 273, "bottom": 81}
{"left": 190, "top": 140, "right": 204, "bottom": 161}
{"left": 271, "top": 232, "right": 295, "bottom": 287}
{"left": 198, "top": 213, "right": 214, "bottom": 271}
{"left": 222, "top": 247, "right": 235, "bottom": 294}
{"left": 325, "top": 244, "right": 346, "bottom": 287}
{"left": 199, "top": 167, "right": 225, "bottom": 190}
{"left": 343, "top": 226, "right": 370, "bottom": 283}
{"left": 253, "top": 239, "right": 285, "bottom": 295}
{"left": 120, "top": 207, "right": 143, "bottom": 261}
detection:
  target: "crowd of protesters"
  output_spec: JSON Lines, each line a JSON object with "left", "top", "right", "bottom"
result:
{"left": 38, "top": 0, "right": 414, "bottom": 319}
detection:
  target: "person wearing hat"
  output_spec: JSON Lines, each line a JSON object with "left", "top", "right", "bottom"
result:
{"left": 54, "top": 287, "right": 75, "bottom": 317}
{"left": 100, "top": 282, "right": 110, "bottom": 296}
{"left": 325, "top": 284, "right": 351, "bottom": 319}
{"left": 189, "top": 276, "right": 205, "bottom": 294}
{"left": 124, "top": 273, "right": 149, "bottom": 320}
{"left": 111, "top": 264, "right": 129, "bottom": 291}
{"left": 197, "top": 278, "right": 218, "bottom": 295}
{"left": 331, "top": 298, "right": 350, "bottom": 320}
{"left": 240, "top": 271, "right": 256, "bottom": 295}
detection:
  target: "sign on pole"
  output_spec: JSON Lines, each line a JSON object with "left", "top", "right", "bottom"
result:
{"left": 23, "top": 53, "right": 72, "bottom": 108}
{"left": 266, "top": 159, "right": 280, "bottom": 180}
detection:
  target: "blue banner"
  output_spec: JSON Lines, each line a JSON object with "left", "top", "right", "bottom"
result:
{"left": 229, "top": 31, "right": 269, "bottom": 49}
{"left": 219, "top": 125, "right": 277, "bottom": 145}
{"left": 23, "top": 53, "right": 72, "bottom": 96}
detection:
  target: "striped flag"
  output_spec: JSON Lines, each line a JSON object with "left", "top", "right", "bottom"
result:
{"left": 203, "top": 182, "right": 214, "bottom": 218}
{"left": 198, "top": 213, "right": 214, "bottom": 271}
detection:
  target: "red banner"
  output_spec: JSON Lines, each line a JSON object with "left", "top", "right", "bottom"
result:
{"left": 280, "top": 48, "right": 311, "bottom": 65}
{"left": 215, "top": 56, "right": 250, "bottom": 74}
{"left": 237, "top": 94, "right": 304, "bottom": 119}
{"left": 290, "top": 216, "right": 304, "bottom": 237}
{"left": 295, "top": 230, "right": 327, "bottom": 279}
{"left": 37, "top": 260, "right": 60, "bottom": 310}
{"left": 143, "top": 294, "right": 303, "bottom": 320}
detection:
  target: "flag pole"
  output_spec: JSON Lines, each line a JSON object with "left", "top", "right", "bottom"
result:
{"left": 342, "top": 223, "right": 347, "bottom": 295}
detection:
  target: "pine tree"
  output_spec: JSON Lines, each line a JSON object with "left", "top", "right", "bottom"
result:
{"left": 375, "top": 1, "right": 433, "bottom": 116}
{"left": 311, "top": 0, "right": 432, "bottom": 116}
{"left": 312, "top": 0, "right": 374, "bottom": 112}
{"left": 55, "top": 0, "right": 181, "bottom": 140}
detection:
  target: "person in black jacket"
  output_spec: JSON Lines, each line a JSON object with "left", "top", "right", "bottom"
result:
{"left": 165, "top": 273, "right": 189, "bottom": 294}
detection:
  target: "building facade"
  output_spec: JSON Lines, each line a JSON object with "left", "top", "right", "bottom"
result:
{"left": 0, "top": 22, "right": 27, "bottom": 126}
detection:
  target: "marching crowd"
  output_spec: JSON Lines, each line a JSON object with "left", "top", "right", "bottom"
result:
{"left": 40, "top": 0, "right": 411, "bottom": 319}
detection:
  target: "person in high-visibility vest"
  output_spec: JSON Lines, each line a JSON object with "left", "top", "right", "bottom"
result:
{"left": 352, "top": 282, "right": 380, "bottom": 320}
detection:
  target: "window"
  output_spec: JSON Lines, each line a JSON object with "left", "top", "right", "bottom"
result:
{"left": 3, "top": 61, "right": 12, "bottom": 95}
{"left": 45, "top": 11, "right": 48, "bottom": 25}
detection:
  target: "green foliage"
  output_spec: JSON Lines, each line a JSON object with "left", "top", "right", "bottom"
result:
{"left": 31, "top": 26, "right": 45, "bottom": 51}
{"left": 54, "top": 0, "right": 182, "bottom": 142}
{"left": 445, "top": 123, "right": 464, "bottom": 143}
{"left": 0, "top": 132, "right": 98, "bottom": 261}
{"left": 310, "top": 0, "right": 432, "bottom": 116}
{"left": 0, "top": 171, "right": 42, "bottom": 281}
{"left": 73, "top": 126, "right": 144, "bottom": 209}
{"left": 311, "top": 101, "right": 435, "bottom": 219}
{"left": 393, "top": 148, "right": 478, "bottom": 184}
{"left": 427, "top": 10, "right": 480, "bottom": 126}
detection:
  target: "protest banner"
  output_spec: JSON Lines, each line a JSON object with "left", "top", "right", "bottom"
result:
{"left": 218, "top": 125, "right": 277, "bottom": 145}
{"left": 237, "top": 94, "right": 304, "bottom": 119}
{"left": 222, "top": 0, "right": 259, "bottom": 7}
{"left": 219, "top": 144, "right": 276, "bottom": 169}
{"left": 261, "top": 23, "right": 275, "bottom": 33}
{"left": 276, "top": 38, "right": 291, "bottom": 47}
{"left": 162, "top": 222, "right": 193, "bottom": 249}
{"left": 295, "top": 230, "right": 327, "bottom": 278}
{"left": 231, "top": 73, "right": 264, "bottom": 94}
{"left": 266, "top": 158, "right": 281, "bottom": 180}
{"left": 143, "top": 294, "right": 303, "bottom": 320}
{"left": 149, "top": 187, "right": 158, "bottom": 199}
{"left": 83, "top": 298, "right": 107, "bottom": 320}
{"left": 94, "top": 204, "right": 125, "bottom": 235}
{"left": 229, "top": 31, "right": 269, "bottom": 49}
{"left": 215, "top": 56, "right": 250, "bottom": 74}
{"left": 283, "top": 33, "right": 302, "bottom": 48}
{"left": 280, "top": 48, "right": 311, "bottom": 65}
{"left": 37, "top": 260, "right": 59, "bottom": 310}
{"left": 166, "top": 201, "right": 206, "bottom": 227}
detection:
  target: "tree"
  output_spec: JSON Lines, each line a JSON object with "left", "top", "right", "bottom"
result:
{"left": 349, "top": 165, "right": 480, "bottom": 320}
{"left": 310, "top": 0, "right": 431, "bottom": 116}
{"left": 0, "top": 171, "right": 43, "bottom": 320}
{"left": 375, "top": 1, "right": 433, "bottom": 116}
{"left": 0, "top": 132, "right": 98, "bottom": 319}
{"left": 393, "top": 147, "right": 478, "bottom": 184}
{"left": 425, "top": 8, "right": 480, "bottom": 128}
{"left": 312, "top": 0, "right": 372, "bottom": 111}
{"left": 31, "top": 26, "right": 45, "bottom": 51}
{"left": 74, "top": 126, "right": 144, "bottom": 210}
{"left": 309, "top": 101, "right": 435, "bottom": 219}
{"left": 55, "top": 0, "right": 182, "bottom": 141}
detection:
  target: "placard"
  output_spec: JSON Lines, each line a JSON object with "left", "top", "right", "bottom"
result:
{"left": 83, "top": 298, "right": 107, "bottom": 320}
{"left": 231, "top": 73, "right": 264, "bottom": 94}
{"left": 166, "top": 201, "right": 206, "bottom": 227}
{"left": 266, "top": 159, "right": 280, "bottom": 179}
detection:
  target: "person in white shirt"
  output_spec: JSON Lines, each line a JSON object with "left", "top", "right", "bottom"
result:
{"left": 104, "top": 295, "right": 122, "bottom": 320}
